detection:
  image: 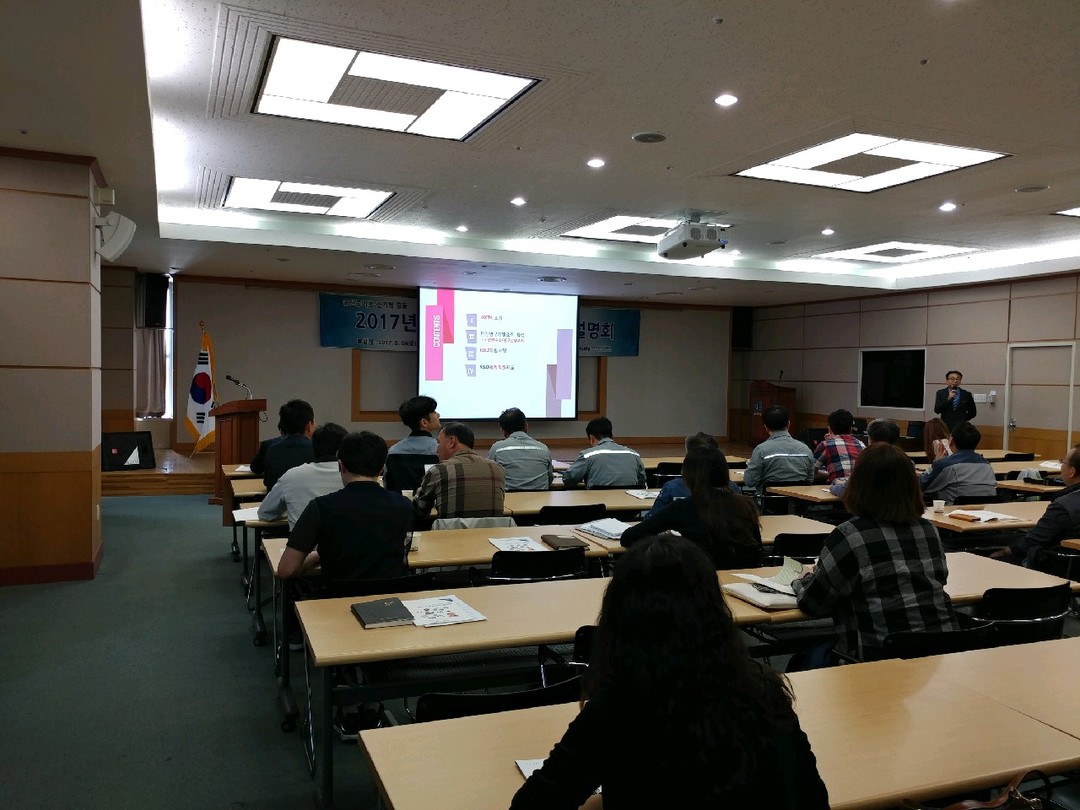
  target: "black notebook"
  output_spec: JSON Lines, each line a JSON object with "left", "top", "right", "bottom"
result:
{"left": 541, "top": 534, "right": 589, "bottom": 550}
{"left": 351, "top": 597, "right": 415, "bottom": 629}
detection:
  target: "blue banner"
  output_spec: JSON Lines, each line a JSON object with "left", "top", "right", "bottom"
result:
{"left": 319, "top": 293, "right": 419, "bottom": 351}
{"left": 578, "top": 307, "right": 640, "bottom": 356}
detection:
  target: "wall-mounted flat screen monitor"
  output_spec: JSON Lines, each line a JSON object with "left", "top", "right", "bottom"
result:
{"left": 417, "top": 288, "right": 578, "bottom": 419}
{"left": 859, "top": 348, "right": 926, "bottom": 409}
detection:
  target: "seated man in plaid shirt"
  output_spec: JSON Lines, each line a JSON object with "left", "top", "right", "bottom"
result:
{"left": 813, "top": 409, "right": 865, "bottom": 483}
{"left": 413, "top": 422, "right": 506, "bottom": 519}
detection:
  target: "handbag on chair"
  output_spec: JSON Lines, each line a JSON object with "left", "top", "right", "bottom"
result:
{"left": 901, "top": 770, "right": 1048, "bottom": 809}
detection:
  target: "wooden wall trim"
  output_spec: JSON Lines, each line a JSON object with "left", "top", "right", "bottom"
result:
{"left": 0, "top": 450, "right": 95, "bottom": 473}
{"left": 351, "top": 349, "right": 403, "bottom": 422}
{"left": 0, "top": 560, "right": 96, "bottom": 586}
{"left": 576, "top": 356, "right": 607, "bottom": 422}
{"left": 0, "top": 146, "right": 106, "bottom": 188}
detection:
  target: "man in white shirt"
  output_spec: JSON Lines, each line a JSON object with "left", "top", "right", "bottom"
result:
{"left": 258, "top": 422, "right": 347, "bottom": 529}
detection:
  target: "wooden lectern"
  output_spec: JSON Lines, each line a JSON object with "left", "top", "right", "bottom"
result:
{"left": 209, "top": 399, "right": 266, "bottom": 507}
{"left": 748, "top": 382, "right": 796, "bottom": 445}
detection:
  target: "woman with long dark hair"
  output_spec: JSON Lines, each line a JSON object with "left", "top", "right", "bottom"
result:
{"left": 620, "top": 448, "right": 761, "bottom": 568}
{"left": 510, "top": 535, "right": 828, "bottom": 808}
{"left": 923, "top": 417, "right": 953, "bottom": 463}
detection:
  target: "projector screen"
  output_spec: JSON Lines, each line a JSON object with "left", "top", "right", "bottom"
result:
{"left": 418, "top": 288, "right": 578, "bottom": 420}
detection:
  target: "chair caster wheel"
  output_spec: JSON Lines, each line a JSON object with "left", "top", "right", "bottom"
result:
{"left": 253, "top": 632, "right": 267, "bottom": 647}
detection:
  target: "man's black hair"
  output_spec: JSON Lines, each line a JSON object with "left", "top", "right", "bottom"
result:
{"left": 951, "top": 421, "right": 981, "bottom": 451}
{"left": 312, "top": 422, "right": 347, "bottom": 461}
{"left": 586, "top": 417, "right": 613, "bottom": 440}
{"left": 827, "top": 409, "right": 854, "bottom": 435}
{"left": 498, "top": 408, "right": 528, "bottom": 434}
{"left": 441, "top": 421, "right": 475, "bottom": 449}
{"left": 338, "top": 431, "right": 389, "bottom": 476}
{"left": 399, "top": 396, "right": 437, "bottom": 431}
{"left": 762, "top": 406, "right": 789, "bottom": 432}
{"left": 279, "top": 399, "right": 314, "bottom": 435}
{"left": 866, "top": 419, "right": 900, "bottom": 445}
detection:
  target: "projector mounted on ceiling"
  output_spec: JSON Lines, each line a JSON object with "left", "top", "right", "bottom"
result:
{"left": 657, "top": 218, "right": 728, "bottom": 260}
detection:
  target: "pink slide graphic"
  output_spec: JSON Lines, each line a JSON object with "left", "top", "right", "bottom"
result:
{"left": 437, "top": 288, "right": 456, "bottom": 344}
{"left": 425, "top": 305, "right": 444, "bottom": 381}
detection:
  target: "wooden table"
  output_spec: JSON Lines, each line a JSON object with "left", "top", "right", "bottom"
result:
{"left": 764, "top": 484, "right": 841, "bottom": 506}
{"left": 997, "top": 479, "right": 1063, "bottom": 497}
{"left": 923, "top": 501, "right": 1047, "bottom": 534}
{"left": 296, "top": 575, "right": 775, "bottom": 805}
{"left": 222, "top": 463, "right": 257, "bottom": 479}
{"left": 639, "top": 454, "right": 747, "bottom": 469}
{"left": 916, "top": 460, "right": 1051, "bottom": 478}
{"left": 504, "top": 488, "right": 653, "bottom": 516}
{"left": 907, "top": 449, "right": 1038, "bottom": 463}
{"left": 359, "top": 652, "right": 1080, "bottom": 810}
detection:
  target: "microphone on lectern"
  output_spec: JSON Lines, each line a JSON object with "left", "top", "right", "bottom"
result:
{"left": 778, "top": 370, "right": 784, "bottom": 384}
{"left": 225, "top": 374, "right": 254, "bottom": 400}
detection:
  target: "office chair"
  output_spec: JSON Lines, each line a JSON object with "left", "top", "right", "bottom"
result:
{"left": 413, "top": 673, "right": 583, "bottom": 723}
{"left": 539, "top": 625, "right": 595, "bottom": 686}
{"left": 1003, "top": 452, "right": 1036, "bottom": 461}
{"left": 973, "top": 583, "right": 1071, "bottom": 646}
{"left": 906, "top": 420, "right": 925, "bottom": 440}
{"left": 473, "top": 546, "right": 588, "bottom": 585}
{"left": 763, "top": 532, "right": 828, "bottom": 565}
{"left": 880, "top": 615, "right": 997, "bottom": 660}
{"left": 536, "top": 503, "right": 607, "bottom": 525}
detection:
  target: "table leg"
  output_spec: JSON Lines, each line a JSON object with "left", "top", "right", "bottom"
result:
{"left": 277, "top": 580, "right": 298, "bottom": 731}
{"left": 251, "top": 528, "right": 267, "bottom": 646}
{"left": 241, "top": 524, "right": 251, "bottom": 591}
{"left": 231, "top": 524, "right": 241, "bottom": 561}
{"left": 315, "top": 666, "right": 335, "bottom": 808}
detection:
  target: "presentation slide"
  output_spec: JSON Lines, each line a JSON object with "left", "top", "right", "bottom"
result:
{"left": 418, "top": 288, "right": 578, "bottom": 420}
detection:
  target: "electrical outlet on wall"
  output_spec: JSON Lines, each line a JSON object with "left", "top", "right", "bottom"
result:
{"left": 973, "top": 393, "right": 988, "bottom": 403}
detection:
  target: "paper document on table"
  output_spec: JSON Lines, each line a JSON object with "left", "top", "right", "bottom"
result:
{"left": 578, "top": 518, "right": 633, "bottom": 540}
{"left": 401, "top": 594, "right": 487, "bottom": 627}
{"left": 733, "top": 557, "right": 805, "bottom": 596}
{"left": 624, "top": 489, "right": 657, "bottom": 500}
{"left": 1040, "top": 460, "right": 1062, "bottom": 470}
{"left": 948, "top": 510, "right": 1023, "bottom": 523}
{"left": 552, "top": 460, "right": 571, "bottom": 471}
{"left": 723, "top": 582, "right": 799, "bottom": 609}
{"left": 489, "top": 537, "right": 546, "bottom": 552}
{"left": 516, "top": 759, "right": 545, "bottom": 780}
{"left": 232, "top": 506, "right": 261, "bottom": 523}
{"left": 234, "top": 464, "right": 251, "bottom": 472}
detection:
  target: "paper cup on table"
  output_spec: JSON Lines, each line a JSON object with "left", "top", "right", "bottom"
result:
{"left": 933, "top": 500, "right": 946, "bottom": 513}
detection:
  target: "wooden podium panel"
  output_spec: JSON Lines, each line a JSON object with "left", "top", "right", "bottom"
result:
{"left": 208, "top": 399, "right": 265, "bottom": 516}
{"left": 749, "top": 381, "right": 796, "bottom": 445}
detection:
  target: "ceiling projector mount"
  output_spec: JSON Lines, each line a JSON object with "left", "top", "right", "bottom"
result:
{"left": 658, "top": 211, "right": 729, "bottom": 260}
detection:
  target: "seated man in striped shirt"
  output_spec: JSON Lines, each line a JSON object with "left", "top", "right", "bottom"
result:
{"left": 742, "top": 406, "right": 815, "bottom": 494}
{"left": 562, "top": 416, "right": 646, "bottom": 489}
{"left": 413, "top": 422, "right": 506, "bottom": 518}
{"left": 488, "top": 407, "right": 553, "bottom": 491}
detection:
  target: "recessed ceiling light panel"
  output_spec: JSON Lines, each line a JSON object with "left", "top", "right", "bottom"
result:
{"left": 223, "top": 177, "right": 393, "bottom": 219}
{"left": 817, "top": 241, "right": 977, "bottom": 263}
{"left": 735, "top": 132, "right": 1006, "bottom": 192}
{"left": 562, "top": 215, "right": 680, "bottom": 244}
{"left": 255, "top": 37, "right": 537, "bottom": 141}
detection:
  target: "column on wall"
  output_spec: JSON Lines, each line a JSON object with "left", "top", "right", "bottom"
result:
{"left": 101, "top": 267, "right": 135, "bottom": 432}
{"left": 0, "top": 151, "right": 105, "bottom": 585}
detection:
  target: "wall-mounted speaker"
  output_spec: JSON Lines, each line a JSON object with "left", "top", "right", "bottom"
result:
{"left": 95, "top": 211, "right": 136, "bottom": 262}
{"left": 732, "top": 306, "right": 753, "bottom": 350}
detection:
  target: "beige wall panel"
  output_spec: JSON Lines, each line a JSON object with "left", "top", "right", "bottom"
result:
{"left": 754, "top": 316, "right": 804, "bottom": 351}
{"left": 756, "top": 305, "right": 804, "bottom": 320}
{"left": 0, "top": 469, "right": 93, "bottom": 568}
{"left": 0, "top": 191, "right": 92, "bottom": 282}
{"left": 749, "top": 350, "right": 802, "bottom": 383}
{"left": 0, "top": 156, "right": 90, "bottom": 197}
{"left": 730, "top": 351, "right": 751, "bottom": 380}
{"left": 89, "top": 285, "right": 101, "bottom": 368}
{"left": 804, "top": 312, "right": 859, "bottom": 349}
{"left": 1011, "top": 275, "right": 1078, "bottom": 299}
{"left": 101, "top": 327, "right": 133, "bottom": 370}
{"left": 1009, "top": 345, "right": 1073, "bottom": 386}
{"left": 0, "top": 369, "right": 95, "bottom": 452}
{"left": 101, "top": 268, "right": 136, "bottom": 289}
{"left": 1008, "top": 385, "right": 1071, "bottom": 431}
{"left": 925, "top": 343, "right": 1005, "bottom": 387}
{"left": 805, "top": 299, "right": 860, "bottom": 317}
{"left": 100, "top": 285, "right": 134, "bottom": 328}
{"left": 101, "top": 368, "right": 135, "bottom": 411}
{"left": 91, "top": 368, "right": 101, "bottom": 439}
{"left": 802, "top": 348, "right": 858, "bottom": 383}
{"left": 0, "top": 279, "right": 94, "bottom": 367}
{"left": 861, "top": 293, "right": 928, "bottom": 312}
{"left": 1008, "top": 296, "right": 1077, "bottom": 343}
{"left": 798, "top": 381, "right": 858, "bottom": 418}
{"left": 927, "top": 300, "right": 1010, "bottom": 345}
{"left": 577, "top": 358, "right": 598, "bottom": 412}
{"left": 860, "top": 308, "right": 928, "bottom": 347}
{"left": 928, "top": 284, "right": 1010, "bottom": 306}
{"left": 357, "top": 350, "right": 414, "bottom": 412}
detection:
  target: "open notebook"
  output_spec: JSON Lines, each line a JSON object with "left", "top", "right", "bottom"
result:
{"left": 723, "top": 558, "right": 805, "bottom": 609}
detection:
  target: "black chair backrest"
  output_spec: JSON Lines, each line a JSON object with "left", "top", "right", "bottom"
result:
{"left": 800, "top": 428, "right": 828, "bottom": 451}
{"left": 307, "top": 572, "right": 436, "bottom": 600}
{"left": 1003, "top": 452, "right": 1036, "bottom": 461}
{"left": 881, "top": 617, "right": 997, "bottom": 660}
{"left": 772, "top": 532, "right": 828, "bottom": 561}
{"left": 906, "top": 420, "right": 925, "bottom": 440}
{"left": 571, "top": 625, "right": 595, "bottom": 668}
{"left": 384, "top": 453, "right": 438, "bottom": 493}
{"left": 952, "top": 494, "right": 1003, "bottom": 505}
{"left": 852, "top": 418, "right": 868, "bottom": 433}
{"left": 536, "top": 503, "right": 607, "bottom": 525}
{"left": 975, "top": 583, "right": 1071, "bottom": 645}
{"left": 415, "top": 674, "right": 582, "bottom": 723}
{"left": 654, "top": 461, "right": 683, "bottom": 476}
{"left": 488, "top": 546, "right": 587, "bottom": 582}
{"left": 650, "top": 474, "right": 682, "bottom": 488}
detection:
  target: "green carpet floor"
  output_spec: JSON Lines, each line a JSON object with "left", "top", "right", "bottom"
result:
{"left": 0, "top": 495, "right": 376, "bottom": 809}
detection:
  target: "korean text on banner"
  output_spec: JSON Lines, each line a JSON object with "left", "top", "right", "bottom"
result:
{"left": 319, "top": 293, "right": 419, "bottom": 351}
{"left": 578, "top": 307, "right": 640, "bottom": 356}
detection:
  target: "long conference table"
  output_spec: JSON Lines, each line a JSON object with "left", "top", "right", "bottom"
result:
{"left": 294, "top": 553, "right": 1078, "bottom": 806}
{"left": 359, "top": 637, "right": 1080, "bottom": 810}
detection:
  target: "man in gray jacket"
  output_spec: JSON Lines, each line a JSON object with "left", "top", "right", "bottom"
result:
{"left": 742, "top": 406, "right": 816, "bottom": 494}
{"left": 562, "top": 416, "right": 646, "bottom": 489}
{"left": 488, "top": 408, "right": 553, "bottom": 491}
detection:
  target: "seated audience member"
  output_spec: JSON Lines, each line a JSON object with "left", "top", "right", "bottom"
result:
{"left": 511, "top": 535, "right": 829, "bottom": 809}
{"left": 814, "top": 409, "right": 865, "bottom": 483}
{"left": 645, "top": 432, "right": 738, "bottom": 518}
{"left": 792, "top": 443, "right": 962, "bottom": 662}
{"left": 992, "top": 444, "right": 1080, "bottom": 567}
{"left": 742, "top": 406, "right": 815, "bottom": 494}
{"left": 828, "top": 418, "right": 900, "bottom": 497}
{"left": 384, "top": 395, "right": 440, "bottom": 492}
{"left": 250, "top": 424, "right": 283, "bottom": 477}
{"left": 488, "top": 407, "right": 553, "bottom": 491}
{"left": 413, "top": 422, "right": 506, "bottom": 519}
{"left": 276, "top": 431, "right": 413, "bottom": 580}
{"left": 258, "top": 423, "right": 347, "bottom": 530}
{"left": 622, "top": 448, "right": 761, "bottom": 569}
{"left": 260, "top": 399, "right": 316, "bottom": 491}
{"left": 923, "top": 417, "right": 953, "bottom": 463}
{"left": 918, "top": 420, "right": 997, "bottom": 503}
{"left": 562, "top": 416, "right": 646, "bottom": 489}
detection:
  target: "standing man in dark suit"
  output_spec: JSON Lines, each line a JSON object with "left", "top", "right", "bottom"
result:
{"left": 933, "top": 370, "right": 976, "bottom": 430}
